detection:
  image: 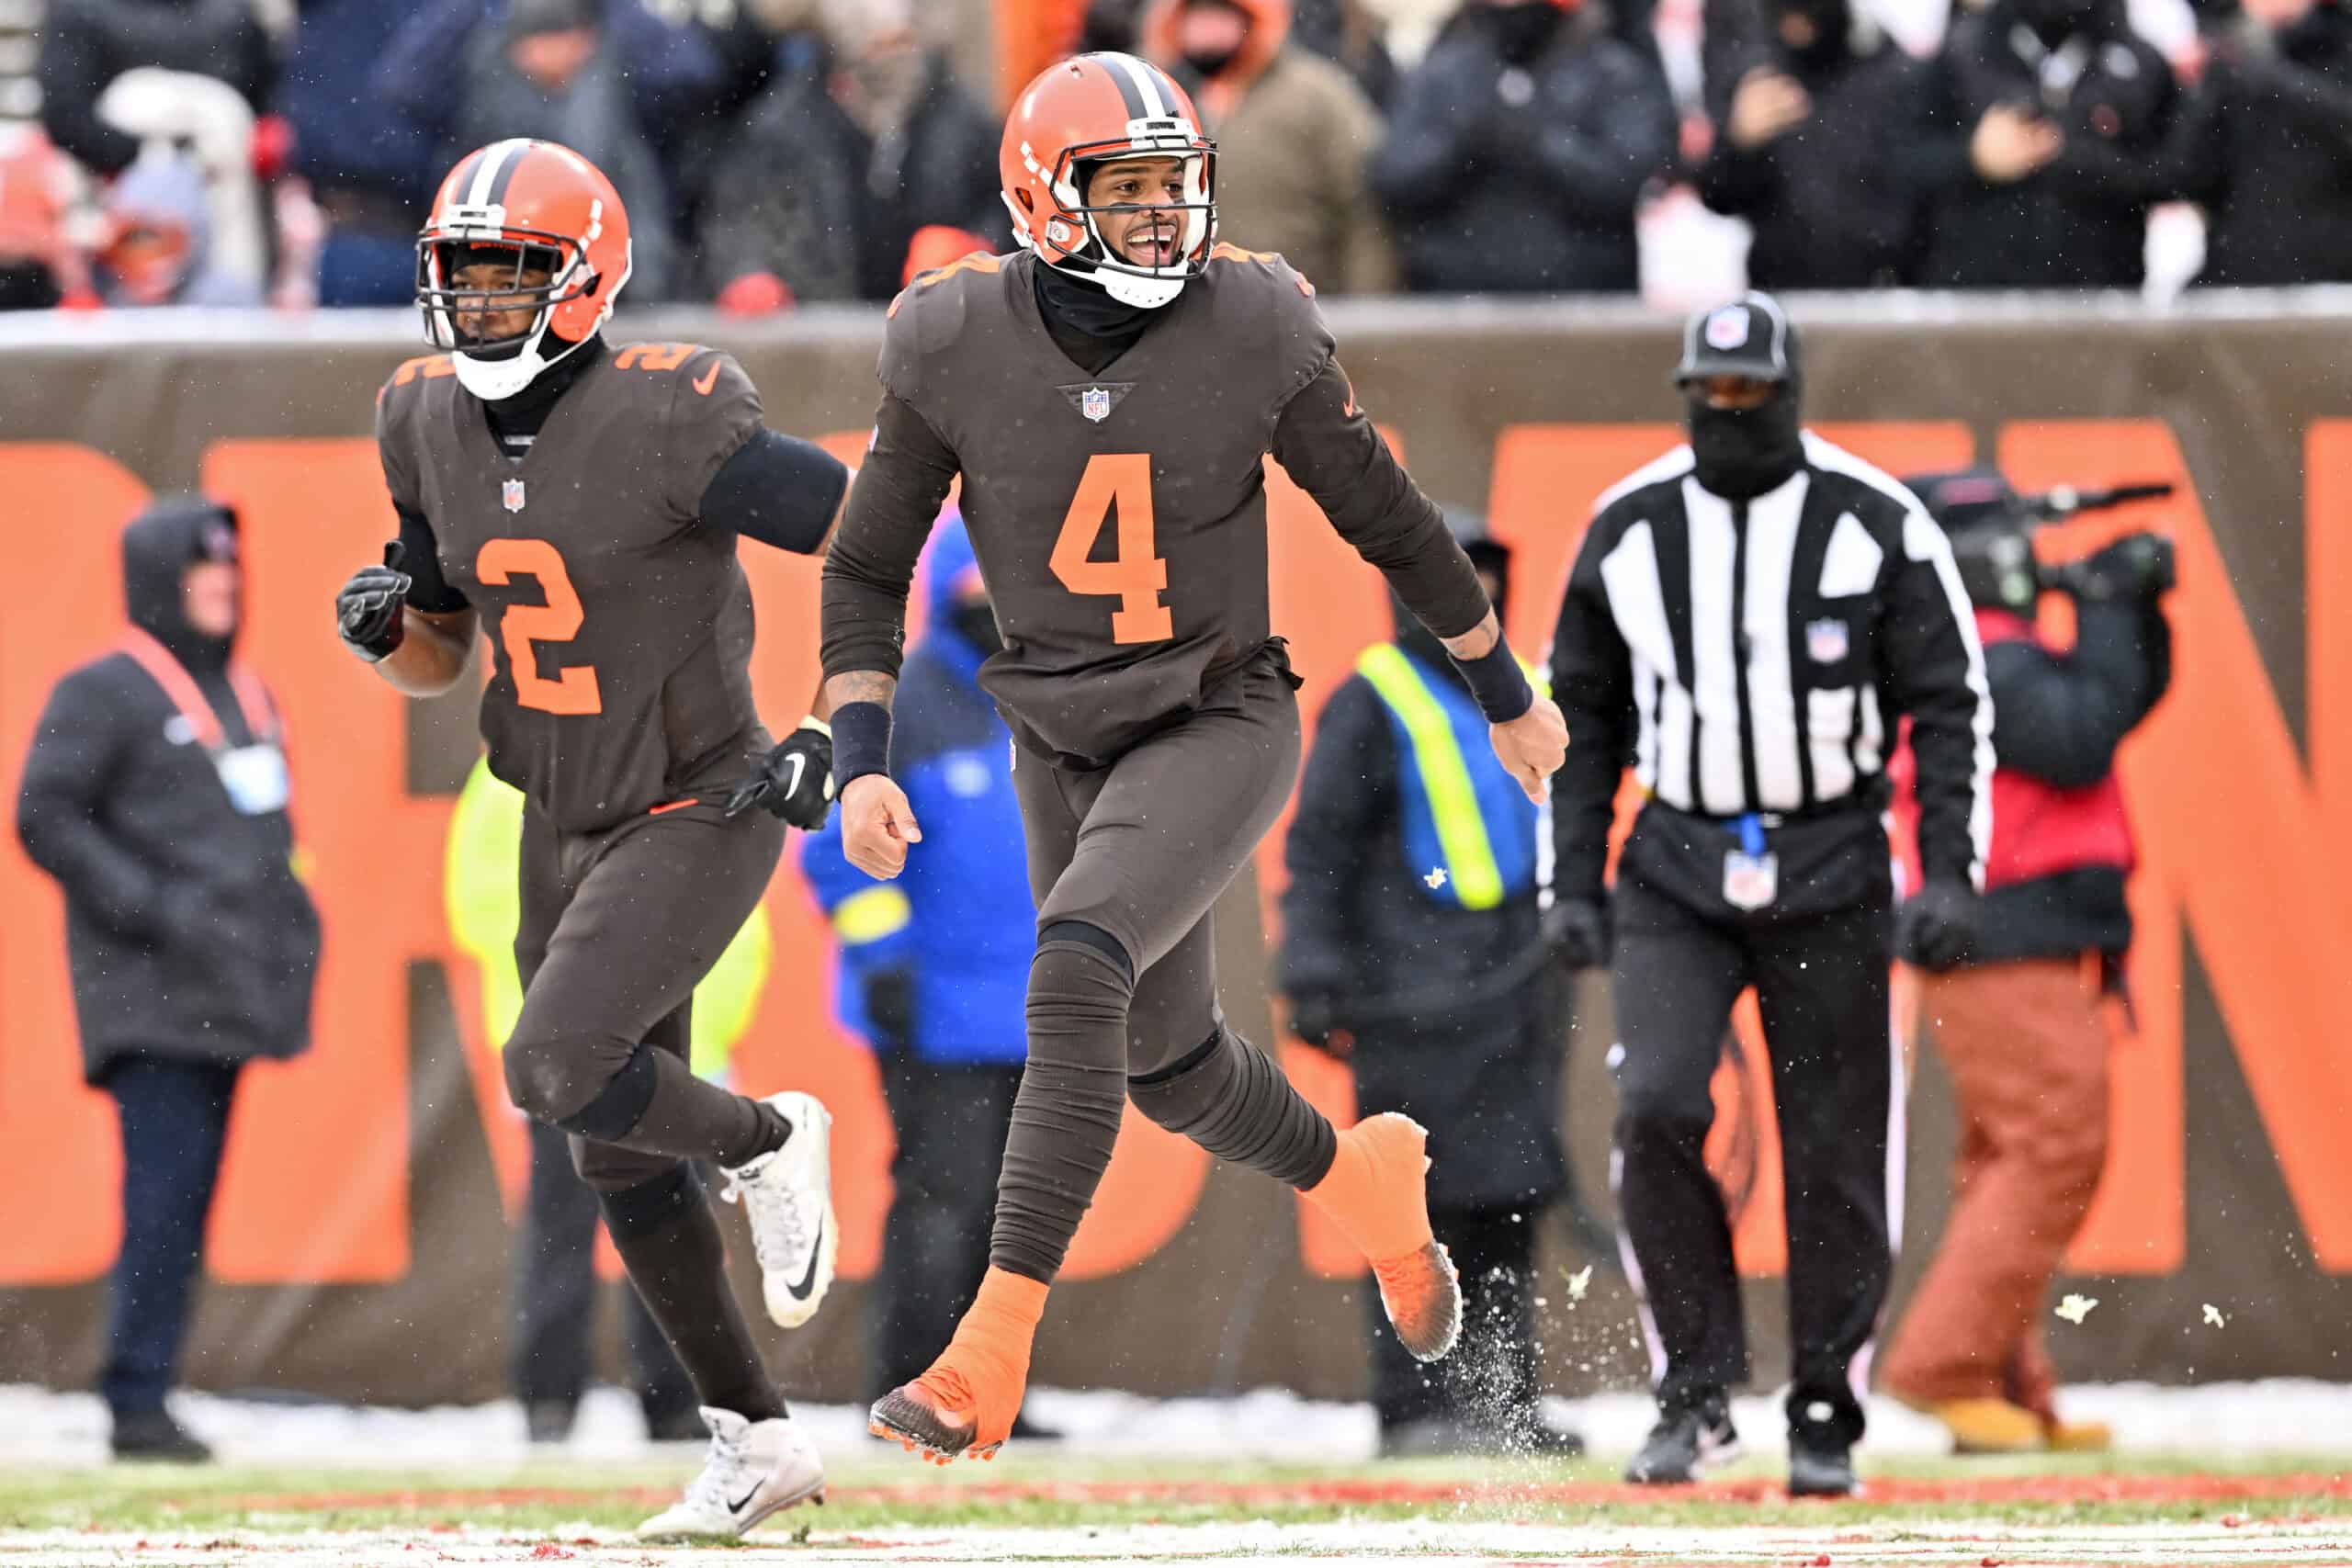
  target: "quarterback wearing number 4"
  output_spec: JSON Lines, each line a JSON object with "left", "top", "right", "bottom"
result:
{"left": 335, "top": 140, "right": 846, "bottom": 1540}
{"left": 821, "top": 52, "right": 1571, "bottom": 1465}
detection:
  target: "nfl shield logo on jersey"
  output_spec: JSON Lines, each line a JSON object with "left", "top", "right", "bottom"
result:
{"left": 1805, "top": 617, "right": 1849, "bottom": 664}
{"left": 1080, "top": 386, "right": 1111, "bottom": 423}
{"left": 502, "top": 478, "right": 526, "bottom": 513}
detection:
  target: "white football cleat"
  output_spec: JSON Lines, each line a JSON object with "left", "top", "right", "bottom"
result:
{"left": 635, "top": 1406, "right": 825, "bottom": 1540}
{"left": 721, "top": 1089, "right": 837, "bottom": 1329}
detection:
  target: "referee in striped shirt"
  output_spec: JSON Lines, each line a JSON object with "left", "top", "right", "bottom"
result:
{"left": 1544, "top": 295, "right": 1993, "bottom": 1496}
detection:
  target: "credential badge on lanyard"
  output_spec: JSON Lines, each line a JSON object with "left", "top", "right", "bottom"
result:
{"left": 1723, "top": 813, "right": 1779, "bottom": 911}
{"left": 120, "top": 629, "right": 290, "bottom": 817}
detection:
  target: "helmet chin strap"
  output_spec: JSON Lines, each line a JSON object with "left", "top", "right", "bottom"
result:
{"left": 450, "top": 309, "right": 591, "bottom": 400}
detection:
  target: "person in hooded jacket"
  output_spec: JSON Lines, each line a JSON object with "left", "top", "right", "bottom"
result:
{"left": 797, "top": 514, "right": 1052, "bottom": 1439}
{"left": 2168, "top": 0, "right": 2352, "bottom": 286}
{"left": 15, "top": 495, "right": 320, "bottom": 1463}
{"left": 36, "top": 0, "right": 277, "bottom": 182}
{"left": 1142, "top": 0, "right": 1397, "bottom": 293}
{"left": 1369, "top": 0, "right": 1675, "bottom": 294}
{"left": 1696, "top": 0, "right": 1933, "bottom": 288}
{"left": 1910, "top": 0, "right": 2178, "bottom": 289}
{"left": 1276, "top": 512, "right": 1585, "bottom": 1460}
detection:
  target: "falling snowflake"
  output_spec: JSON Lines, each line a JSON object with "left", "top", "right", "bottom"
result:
{"left": 2203, "top": 1303, "right": 2227, "bottom": 1328}
{"left": 1568, "top": 1265, "right": 1593, "bottom": 1303}
{"left": 1425, "top": 867, "right": 1449, "bottom": 889}
{"left": 2054, "top": 1293, "right": 2099, "bottom": 1325}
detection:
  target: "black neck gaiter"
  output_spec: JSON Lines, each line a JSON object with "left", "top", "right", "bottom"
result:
{"left": 1687, "top": 392, "right": 1805, "bottom": 500}
{"left": 1033, "top": 255, "right": 1156, "bottom": 375}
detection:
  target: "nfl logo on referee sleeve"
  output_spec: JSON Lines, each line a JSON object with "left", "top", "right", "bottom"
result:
{"left": 1806, "top": 617, "right": 1849, "bottom": 664}
{"left": 502, "top": 479, "right": 527, "bottom": 513}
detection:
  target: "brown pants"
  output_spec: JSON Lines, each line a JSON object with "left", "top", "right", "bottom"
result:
{"left": 1879, "top": 957, "right": 2111, "bottom": 1412}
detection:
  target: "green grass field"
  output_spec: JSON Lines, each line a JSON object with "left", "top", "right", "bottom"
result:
{"left": 3, "top": 1449, "right": 2347, "bottom": 1565}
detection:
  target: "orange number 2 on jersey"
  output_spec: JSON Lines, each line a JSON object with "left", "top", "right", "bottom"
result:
{"left": 476, "top": 538, "right": 604, "bottom": 716}
{"left": 1049, "top": 453, "right": 1172, "bottom": 645}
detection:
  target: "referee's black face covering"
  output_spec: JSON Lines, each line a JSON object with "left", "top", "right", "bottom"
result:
{"left": 1677, "top": 295, "right": 1805, "bottom": 501}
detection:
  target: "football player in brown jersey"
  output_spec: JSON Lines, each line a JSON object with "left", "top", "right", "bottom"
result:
{"left": 335, "top": 140, "right": 847, "bottom": 1539}
{"left": 820, "top": 54, "right": 1571, "bottom": 1463}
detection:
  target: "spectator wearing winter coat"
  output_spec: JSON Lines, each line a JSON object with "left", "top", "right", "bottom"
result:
{"left": 1697, "top": 0, "right": 1933, "bottom": 288}
{"left": 2170, "top": 0, "right": 2352, "bottom": 285}
{"left": 91, "top": 145, "right": 261, "bottom": 305}
{"left": 1290, "top": 0, "right": 1401, "bottom": 108}
{"left": 278, "top": 0, "right": 439, "bottom": 305}
{"left": 1275, "top": 515, "right": 1582, "bottom": 1461}
{"left": 798, "top": 517, "right": 1049, "bottom": 1434}
{"left": 1911, "top": 0, "right": 2178, "bottom": 290}
{"left": 378, "top": 0, "right": 705, "bottom": 300}
{"left": 36, "top": 0, "right": 276, "bottom": 180}
{"left": 1369, "top": 0, "right": 1675, "bottom": 294}
{"left": 695, "top": 0, "right": 1003, "bottom": 311}
{"left": 16, "top": 496, "right": 320, "bottom": 1463}
{"left": 1143, "top": 0, "right": 1397, "bottom": 293}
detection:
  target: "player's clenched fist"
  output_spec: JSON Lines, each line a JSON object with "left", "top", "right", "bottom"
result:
{"left": 336, "top": 542, "right": 412, "bottom": 661}
{"left": 840, "top": 773, "right": 923, "bottom": 879}
{"left": 1489, "top": 695, "right": 1569, "bottom": 804}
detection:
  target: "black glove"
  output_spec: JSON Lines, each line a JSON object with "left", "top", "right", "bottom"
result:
{"left": 336, "top": 542, "right": 412, "bottom": 662}
{"left": 723, "top": 720, "right": 835, "bottom": 829}
{"left": 1897, "top": 878, "right": 1981, "bottom": 972}
{"left": 862, "top": 964, "right": 916, "bottom": 1054}
{"left": 1544, "top": 897, "right": 1611, "bottom": 971}
{"left": 2063, "top": 533, "right": 2176, "bottom": 602}
{"left": 1286, "top": 991, "right": 1354, "bottom": 1059}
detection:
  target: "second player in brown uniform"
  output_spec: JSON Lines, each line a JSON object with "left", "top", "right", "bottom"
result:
{"left": 820, "top": 53, "right": 1570, "bottom": 1461}
{"left": 335, "top": 140, "right": 846, "bottom": 1540}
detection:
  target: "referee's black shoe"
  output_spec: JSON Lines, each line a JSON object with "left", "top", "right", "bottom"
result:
{"left": 1788, "top": 1436, "right": 1859, "bottom": 1497}
{"left": 1625, "top": 1395, "right": 1740, "bottom": 1484}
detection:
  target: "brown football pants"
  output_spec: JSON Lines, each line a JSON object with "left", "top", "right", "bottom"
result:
{"left": 992, "top": 645, "right": 1337, "bottom": 1283}
{"left": 1879, "top": 956, "right": 2112, "bottom": 1412}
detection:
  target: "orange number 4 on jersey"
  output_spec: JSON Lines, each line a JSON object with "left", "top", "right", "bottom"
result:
{"left": 1050, "top": 452, "right": 1172, "bottom": 645}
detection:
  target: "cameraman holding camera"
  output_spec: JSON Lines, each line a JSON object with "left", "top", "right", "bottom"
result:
{"left": 1883, "top": 469, "right": 2174, "bottom": 1455}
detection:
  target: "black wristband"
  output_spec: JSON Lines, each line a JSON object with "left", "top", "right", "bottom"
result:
{"left": 1453, "top": 637, "right": 1534, "bottom": 724}
{"left": 832, "top": 700, "right": 892, "bottom": 787}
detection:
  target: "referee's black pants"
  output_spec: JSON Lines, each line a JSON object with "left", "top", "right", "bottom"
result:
{"left": 1610, "top": 863, "right": 1896, "bottom": 1450}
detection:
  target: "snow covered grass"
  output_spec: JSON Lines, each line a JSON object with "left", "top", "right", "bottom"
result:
{"left": 0, "top": 1384, "right": 2346, "bottom": 1565}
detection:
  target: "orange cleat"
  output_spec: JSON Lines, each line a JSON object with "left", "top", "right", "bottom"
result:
{"left": 1305, "top": 1113, "right": 1461, "bottom": 1362}
{"left": 868, "top": 1267, "right": 1047, "bottom": 1463}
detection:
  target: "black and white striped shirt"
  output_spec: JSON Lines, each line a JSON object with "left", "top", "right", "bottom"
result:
{"left": 1547, "top": 431, "right": 1993, "bottom": 902}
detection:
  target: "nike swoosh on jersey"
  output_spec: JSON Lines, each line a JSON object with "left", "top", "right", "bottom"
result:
{"left": 786, "top": 1216, "right": 826, "bottom": 1301}
{"left": 693, "top": 360, "right": 721, "bottom": 396}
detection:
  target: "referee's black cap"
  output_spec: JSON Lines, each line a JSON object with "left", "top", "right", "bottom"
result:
{"left": 1675, "top": 293, "right": 1802, "bottom": 386}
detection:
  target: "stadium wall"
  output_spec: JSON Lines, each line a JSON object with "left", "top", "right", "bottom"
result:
{"left": 0, "top": 296, "right": 2346, "bottom": 1405}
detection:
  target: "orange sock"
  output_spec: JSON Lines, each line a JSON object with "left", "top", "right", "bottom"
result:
{"left": 1304, "top": 1114, "right": 1434, "bottom": 1263}
{"left": 908, "top": 1267, "right": 1048, "bottom": 1452}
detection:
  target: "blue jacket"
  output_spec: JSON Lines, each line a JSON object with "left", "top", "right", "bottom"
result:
{"left": 280, "top": 0, "right": 438, "bottom": 207}
{"left": 799, "top": 517, "right": 1033, "bottom": 1066}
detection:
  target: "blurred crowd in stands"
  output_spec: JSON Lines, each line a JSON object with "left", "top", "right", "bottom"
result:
{"left": 1, "top": 0, "right": 2347, "bottom": 315}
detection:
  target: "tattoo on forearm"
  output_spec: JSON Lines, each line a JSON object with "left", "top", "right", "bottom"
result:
{"left": 826, "top": 671, "right": 898, "bottom": 712}
{"left": 1440, "top": 610, "right": 1503, "bottom": 661}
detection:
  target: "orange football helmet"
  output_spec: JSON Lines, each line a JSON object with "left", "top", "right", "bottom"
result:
{"left": 1000, "top": 51, "right": 1215, "bottom": 309}
{"left": 415, "top": 139, "right": 633, "bottom": 400}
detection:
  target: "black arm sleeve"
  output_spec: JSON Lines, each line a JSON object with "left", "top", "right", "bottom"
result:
{"left": 1271, "top": 358, "right": 1493, "bottom": 640}
{"left": 1984, "top": 600, "right": 2172, "bottom": 789}
{"left": 820, "top": 393, "right": 959, "bottom": 682}
{"left": 1276, "top": 677, "right": 1396, "bottom": 1000}
{"left": 1879, "top": 512, "right": 1994, "bottom": 886}
{"left": 1547, "top": 518, "right": 1639, "bottom": 903}
{"left": 15, "top": 666, "right": 164, "bottom": 936}
{"left": 698, "top": 426, "right": 850, "bottom": 556}
{"left": 396, "top": 503, "right": 469, "bottom": 614}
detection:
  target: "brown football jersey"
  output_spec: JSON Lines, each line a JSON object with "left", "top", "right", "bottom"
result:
{"left": 377, "top": 343, "right": 769, "bottom": 832}
{"left": 823, "top": 246, "right": 1489, "bottom": 769}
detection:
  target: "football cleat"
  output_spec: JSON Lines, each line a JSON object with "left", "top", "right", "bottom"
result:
{"left": 868, "top": 1268, "right": 1046, "bottom": 1465}
{"left": 1626, "top": 1399, "right": 1743, "bottom": 1485}
{"left": 1305, "top": 1113, "right": 1463, "bottom": 1362}
{"left": 720, "top": 1090, "right": 836, "bottom": 1329}
{"left": 634, "top": 1407, "right": 824, "bottom": 1539}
